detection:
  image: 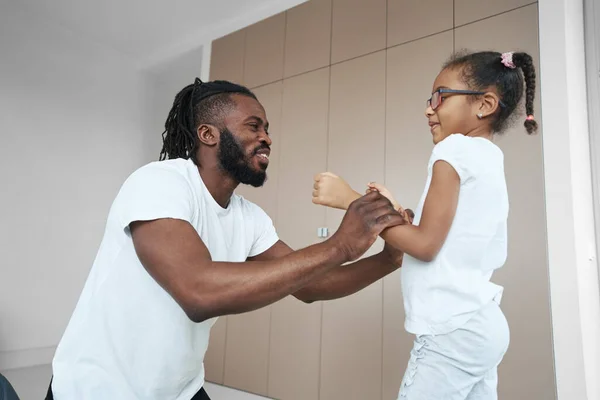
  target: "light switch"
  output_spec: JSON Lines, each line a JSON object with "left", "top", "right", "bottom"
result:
{"left": 317, "top": 227, "right": 329, "bottom": 238}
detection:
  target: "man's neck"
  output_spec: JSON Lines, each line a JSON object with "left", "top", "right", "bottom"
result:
{"left": 197, "top": 164, "right": 239, "bottom": 208}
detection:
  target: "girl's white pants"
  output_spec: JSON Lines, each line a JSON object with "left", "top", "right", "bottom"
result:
{"left": 398, "top": 301, "right": 510, "bottom": 400}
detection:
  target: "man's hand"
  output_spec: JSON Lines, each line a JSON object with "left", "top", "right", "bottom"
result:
{"left": 312, "top": 172, "right": 361, "bottom": 210}
{"left": 381, "top": 208, "right": 414, "bottom": 266}
{"left": 329, "top": 191, "right": 406, "bottom": 262}
{"left": 404, "top": 208, "right": 415, "bottom": 222}
{"left": 382, "top": 242, "right": 404, "bottom": 267}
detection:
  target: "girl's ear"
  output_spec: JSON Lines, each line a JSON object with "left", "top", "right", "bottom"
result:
{"left": 478, "top": 92, "right": 501, "bottom": 118}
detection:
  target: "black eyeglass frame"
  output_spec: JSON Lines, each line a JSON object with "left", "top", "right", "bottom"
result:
{"left": 427, "top": 88, "right": 507, "bottom": 110}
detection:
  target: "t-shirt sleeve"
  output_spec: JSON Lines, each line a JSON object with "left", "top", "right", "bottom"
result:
{"left": 116, "top": 163, "right": 195, "bottom": 233}
{"left": 430, "top": 134, "right": 473, "bottom": 183}
{"left": 247, "top": 203, "right": 279, "bottom": 258}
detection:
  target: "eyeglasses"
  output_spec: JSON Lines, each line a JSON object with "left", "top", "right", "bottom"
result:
{"left": 427, "top": 89, "right": 486, "bottom": 110}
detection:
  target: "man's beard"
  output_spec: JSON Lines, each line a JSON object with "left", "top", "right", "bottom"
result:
{"left": 218, "top": 128, "right": 268, "bottom": 188}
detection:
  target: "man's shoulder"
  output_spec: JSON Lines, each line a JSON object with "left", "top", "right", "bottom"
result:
{"left": 113, "top": 158, "right": 196, "bottom": 205}
{"left": 121, "top": 158, "right": 195, "bottom": 189}
{"left": 131, "top": 158, "right": 191, "bottom": 177}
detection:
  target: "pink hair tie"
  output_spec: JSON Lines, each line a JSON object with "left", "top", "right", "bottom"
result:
{"left": 501, "top": 52, "right": 516, "bottom": 69}
{"left": 526, "top": 115, "right": 535, "bottom": 121}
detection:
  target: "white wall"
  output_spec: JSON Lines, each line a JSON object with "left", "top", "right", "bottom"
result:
{"left": 142, "top": 44, "right": 206, "bottom": 160}
{"left": 0, "top": 1, "right": 158, "bottom": 369}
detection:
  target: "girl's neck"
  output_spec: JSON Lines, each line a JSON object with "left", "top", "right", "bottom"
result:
{"left": 464, "top": 126, "right": 494, "bottom": 141}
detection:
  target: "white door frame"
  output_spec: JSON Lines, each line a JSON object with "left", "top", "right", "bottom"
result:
{"left": 584, "top": 0, "right": 600, "bottom": 281}
{"left": 539, "top": 0, "right": 600, "bottom": 398}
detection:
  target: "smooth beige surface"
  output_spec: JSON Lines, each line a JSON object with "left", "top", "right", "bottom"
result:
{"left": 330, "top": 0, "right": 386, "bottom": 64}
{"left": 284, "top": 0, "right": 332, "bottom": 78}
{"left": 235, "top": 82, "right": 283, "bottom": 219}
{"left": 455, "top": 0, "right": 534, "bottom": 26}
{"left": 224, "top": 308, "right": 272, "bottom": 396}
{"left": 204, "top": 317, "right": 228, "bottom": 384}
{"left": 325, "top": 50, "right": 386, "bottom": 241}
{"left": 267, "top": 68, "right": 330, "bottom": 400}
{"left": 276, "top": 68, "right": 330, "bottom": 250}
{"left": 223, "top": 82, "right": 284, "bottom": 396}
{"left": 383, "top": 30, "right": 454, "bottom": 400}
{"left": 320, "top": 284, "right": 384, "bottom": 400}
{"left": 319, "top": 51, "right": 386, "bottom": 400}
{"left": 244, "top": 13, "right": 286, "bottom": 88}
{"left": 456, "top": 5, "right": 556, "bottom": 400}
{"left": 268, "top": 298, "right": 323, "bottom": 400}
{"left": 387, "top": 0, "right": 453, "bottom": 47}
{"left": 210, "top": 29, "right": 246, "bottom": 84}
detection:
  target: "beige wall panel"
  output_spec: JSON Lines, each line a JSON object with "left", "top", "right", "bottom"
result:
{"left": 455, "top": 0, "right": 534, "bottom": 27}
{"left": 268, "top": 298, "right": 323, "bottom": 400}
{"left": 387, "top": 0, "right": 453, "bottom": 47}
{"left": 383, "top": 31, "right": 454, "bottom": 400}
{"left": 320, "top": 282, "right": 384, "bottom": 400}
{"left": 456, "top": 5, "right": 556, "bottom": 400}
{"left": 284, "top": 0, "right": 332, "bottom": 78}
{"left": 224, "top": 82, "right": 283, "bottom": 396}
{"left": 325, "top": 51, "right": 386, "bottom": 251}
{"left": 210, "top": 30, "right": 246, "bottom": 84}
{"left": 204, "top": 317, "right": 228, "bottom": 384}
{"left": 267, "top": 68, "right": 331, "bottom": 400}
{"left": 235, "top": 82, "right": 283, "bottom": 221}
{"left": 276, "top": 69, "right": 329, "bottom": 249}
{"left": 320, "top": 51, "right": 386, "bottom": 400}
{"left": 223, "top": 308, "right": 272, "bottom": 395}
{"left": 331, "top": 0, "right": 386, "bottom": 64}
{"left": 244, "top": 13, "right": 286, "bottom": 88}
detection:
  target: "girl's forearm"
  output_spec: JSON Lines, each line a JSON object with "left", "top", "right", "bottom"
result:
{"left": 380, "top": 224, "right": 436, "bottom": 262}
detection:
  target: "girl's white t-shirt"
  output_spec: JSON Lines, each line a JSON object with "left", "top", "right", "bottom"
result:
{"left": 401, "top": 134, "right": 508, "bottom": 335}
{"left": 51, "top": 158, "right": 279, "bottom": 399}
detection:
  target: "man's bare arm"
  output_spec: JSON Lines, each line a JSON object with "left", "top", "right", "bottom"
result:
{"left": 131, "top": 191, "right": 405, "bottom": 322}
{"left": 249, "top": 240, "right": 404, "bottom": 303}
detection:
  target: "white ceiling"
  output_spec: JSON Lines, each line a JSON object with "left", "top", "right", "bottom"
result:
{"left": 16, "top": 0, "right": 307, "bottom": 68}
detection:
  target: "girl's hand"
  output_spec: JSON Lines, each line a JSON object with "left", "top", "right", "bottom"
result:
{"left": 312, "top": 172, "right": 361, "bottom": 210}
{"left": 366, "top": 182, "right": 401, "bottom": 211}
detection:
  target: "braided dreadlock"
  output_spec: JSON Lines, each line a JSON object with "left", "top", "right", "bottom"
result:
{"left": 159, "top": 78, "right": 257, "bottom": 164}
{"left": 444, "top": 50, "right": 538, "bottom": 134}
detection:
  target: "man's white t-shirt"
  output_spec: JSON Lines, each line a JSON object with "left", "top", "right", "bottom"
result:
{"left": 401, "top": 134, "right": 508, "bottom": 335}
{"left": 51, "top": 158, "right": 279, "bottom": 399}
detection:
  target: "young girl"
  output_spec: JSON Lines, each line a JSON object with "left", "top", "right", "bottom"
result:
{"left": 312, "top": 50, "right": 537, "bottom": 399}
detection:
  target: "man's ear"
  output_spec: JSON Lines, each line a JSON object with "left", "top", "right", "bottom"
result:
{"left": 197, "top": 124, "right": 219, "bottom": 146}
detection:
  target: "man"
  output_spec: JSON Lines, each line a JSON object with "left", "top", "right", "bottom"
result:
{"left": 0, "top": 373, "right": 20, "bottom": 400}
{"left": 48, "top": 79, "right": 410, "bottom": 400}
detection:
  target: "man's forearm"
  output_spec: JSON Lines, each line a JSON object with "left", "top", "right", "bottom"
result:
{"left": 191, "top": 240, "right": 348, "bottom": 321}
{"left": 293, "top": 251, "right": 401, "bottom": 302}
